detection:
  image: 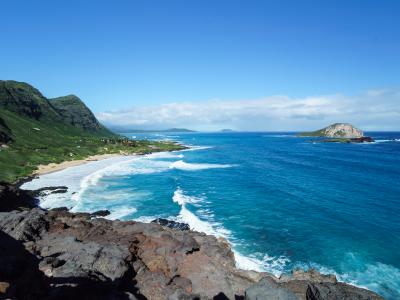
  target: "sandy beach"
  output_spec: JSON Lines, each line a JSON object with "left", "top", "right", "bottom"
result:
{"left": 33, "top": 153, "right": 126, "bottom": 176}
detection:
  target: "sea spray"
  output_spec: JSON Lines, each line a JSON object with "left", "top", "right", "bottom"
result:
{"left": 169, "top": 160, "right": 236, "bottom": 171}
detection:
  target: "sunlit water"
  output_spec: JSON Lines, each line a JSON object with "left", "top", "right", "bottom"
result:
{"left": 22, "top": 132, "right": 400, "bottom": 299}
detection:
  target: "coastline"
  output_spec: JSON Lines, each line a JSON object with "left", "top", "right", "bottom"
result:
{"left": 33, "top": 153, "right": 127, "bottom": 176}
{"left": 3, "top": 145, "right": 385, "bottom": 299}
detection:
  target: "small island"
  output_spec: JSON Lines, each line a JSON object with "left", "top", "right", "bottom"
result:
{"left": 298, "top": 123, "right": 374, "bottom": 143}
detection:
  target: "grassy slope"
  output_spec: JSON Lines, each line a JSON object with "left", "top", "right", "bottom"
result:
{"left": 0, "top": 81, "right": 184, "bottom": 183}
{"left": 297, "top": 129, "right": 325, "bottom": 137}
{"left": 0, "top": 109, "right": 183, "bottom": 183}
{"left": 51, "top": 95, "right": 113, "bottom": 134}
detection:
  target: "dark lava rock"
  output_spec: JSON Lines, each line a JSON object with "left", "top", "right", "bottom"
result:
{"left": 90, "top": 210, "right": 111, "bottom": 217}
{"left": 151, "top": 218, "right": 190, "bottom": 231}
{"left": 50, "top": 207, "right": 69, "bottom": 212}
{"left": 275, "top": 269, "right": 382, "bottom": 300}
{"left": 33, "top": 186, "right": 68, "bottom": 196}
{"left": 0, "top": 183, "right": 38, "bottom": 212}
{"left": 320, "top": 136, "right": 375, "bottom": 143}
{"left": 245, "top": 277, "right": 298, "bottom": 300}
{"left": 0, "top": 207, "right": 383, "bottom": 300}
{"left": 350, "top": 136, "right": 374, "bottom": 143}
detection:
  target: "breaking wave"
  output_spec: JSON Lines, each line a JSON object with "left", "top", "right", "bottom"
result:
{"left": 372, "top": 139, "right": 400, "bottom": 144}
{"left": 169, "top": 160, "right": 236, "bottom": 171}
{"left": 171, "top": 188, "right": 290, "bottom": 275}
{"left": 106, "top": 206, "right": 137, "bottom": 220}
{"left": 172, "top": 188, "right": 230, "bottom": 236}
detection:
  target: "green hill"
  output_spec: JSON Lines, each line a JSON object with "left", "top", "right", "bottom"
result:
{"left": 0, "top": 80, "right": 183, "bottom": 183}
{"left": 0, "top": 80, "right": 60, "bottom": 120}
{"left": 51, "top": 94, "right": 112, "bottom": 134}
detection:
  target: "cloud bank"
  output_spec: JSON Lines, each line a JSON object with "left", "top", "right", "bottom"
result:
{"left": 97, "top": 88, "right": 400, "bottom": 131}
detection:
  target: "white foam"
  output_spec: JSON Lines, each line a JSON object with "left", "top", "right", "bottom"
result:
{"left": 169, "top": 160, "right": 235, "bottom": 171}
{"left": 172, "top": 188, "right": 277, "bottom": 274}
{"left": 20, "top": 152, "right": 184, "bottom": 209}
{"left": 69, "top": 155, "right": 164, "bottom": 203}
{"left": 21, "top": 156, "right": 137, "bottom": 209}
{"left": 172, "top": 188, "right": 230, "bottom": 237}
{"left": 65, "top": 153, "right": 195, "bottom": 206}
{"left": 360, "top": 138, "right": 400, "bottom": 145}
{"left": 172, "top": 188, "right": 203, "bottom": 205}
{"left": 292, "top": 254, "right": 400, "bottom": 299}
{"left": 182, "top": 145, "right": 213, "bottom": 151}
{"left": 262, "top": 134, "right": 295, "bottom": 138}
{"left": 134, "top": 215, "right": 161, "bottom": 223}
{"left": 149, "top": 152, "right": 184, "bottom": 159}
{"left": 373, "top": 139, "right": 400, "bottom": 143}
{"left": 106, "top": 206, "right": 137, "bottom": 220}
{"left": 232, "top": 250, "right": 291, "bottom": 275}
{"left": 234, "top": 253, "right": 266, "bottom": 272}
{"left": 20, "top": 148, "right": 233, "bottom": 212}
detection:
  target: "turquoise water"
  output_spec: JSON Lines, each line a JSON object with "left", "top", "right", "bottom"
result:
{"left": 25, "top": 132, "right": 400, "bottom": 298}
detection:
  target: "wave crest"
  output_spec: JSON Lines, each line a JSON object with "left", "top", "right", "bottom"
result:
{"left": 169, "top": 160, "right": 236, "bottom": 171}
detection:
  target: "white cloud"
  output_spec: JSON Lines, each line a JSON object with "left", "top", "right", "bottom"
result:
{"left": 96, "top": 88, "right": 400, "bottom": 131}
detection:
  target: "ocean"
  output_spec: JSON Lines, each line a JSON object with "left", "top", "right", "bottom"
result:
{"left": 22, "top": 132, "right": 400, "bottom": 299}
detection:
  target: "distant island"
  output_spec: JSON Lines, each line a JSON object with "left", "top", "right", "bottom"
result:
{"left": 220, "top": 129, "right": 235, "bottom": 132}
{"left": 298, "top": 123, "right": 374, "bottom": 143}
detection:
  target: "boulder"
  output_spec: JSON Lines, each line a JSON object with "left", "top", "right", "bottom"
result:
{"left": 90, "top": 210, "right": 111, "bottom": 217}
{"left": 245, "top": 277, "right": 298, "bottom": 300}
{"left": 151, "top": 218, "right": 191, "bottom": 231}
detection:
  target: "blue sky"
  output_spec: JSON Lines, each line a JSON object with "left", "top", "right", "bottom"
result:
{"left": 1, "top": 0, "right": 399, "bottom": 130}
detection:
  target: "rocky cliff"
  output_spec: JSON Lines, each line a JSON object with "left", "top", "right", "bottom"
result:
{"left": 0, "top": 80, "right": 114, "bottom": 137}
{"left": 51, "top": 95, "right": 110, "bottom": 132}
{"left": 299, "top": 123, "right": 364, "bottom": 138}
{"left": 0, "top": 204, "right": 382, "bottom": 300}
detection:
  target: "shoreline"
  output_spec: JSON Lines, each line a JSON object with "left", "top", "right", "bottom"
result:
{"left": 7, "top": 147, "right": 385, "bottom": 299}
{"left": 33, "top": 153, "right": 127, "bottom": 176}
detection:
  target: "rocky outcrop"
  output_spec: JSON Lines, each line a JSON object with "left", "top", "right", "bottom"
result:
{"left": 350, "top": 136, "right": 374, "bottom": 143}
{"left": 51, "top": 95, "right": 112, "bottom": 133}
{"left": 321, "top": 136, "right": 375, "bottom": 143}
{"left": 272, "top": 269, "right": 382, "bottom": 300}
{"left": 299, "top": 123, "right": 364, "bottom": 138}
{"left": 0, "top": 183, "right": 38, "bottom": 212}
{"left": 151, "top": 218, "right": 190, "bottom": 231}
{"left": 0, "top": 208, "right": 382, "bottom": 300}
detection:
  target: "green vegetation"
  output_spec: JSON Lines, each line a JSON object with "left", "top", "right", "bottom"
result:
{"left": 317, "top": 138, "right": 353, "bottom": 143}
{"left": 297, "top": 129, "right": 325, "bottom": 137}
{"left": 0, "top": 80, "right": 184, "bottom": 183}
{"left": 51, "top": 94, "right": 113, "bottom": 133}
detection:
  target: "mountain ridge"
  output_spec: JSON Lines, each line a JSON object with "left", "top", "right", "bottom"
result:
{"left": 51, "top": 94, "right": 112, "bottom": 133}
{"left": 0, "top": 80, "right": 183, "bottom": 182}
{"left": 0, "top": 80, "right": 113, "bottom": 136}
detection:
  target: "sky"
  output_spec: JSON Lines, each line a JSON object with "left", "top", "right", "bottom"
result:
{"left": 1, "top": 0, "right": 399, "bottom": 131}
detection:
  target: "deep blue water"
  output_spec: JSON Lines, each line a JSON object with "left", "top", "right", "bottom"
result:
{"left": 27, "top": 132, "right": 400, "bottom": 298}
